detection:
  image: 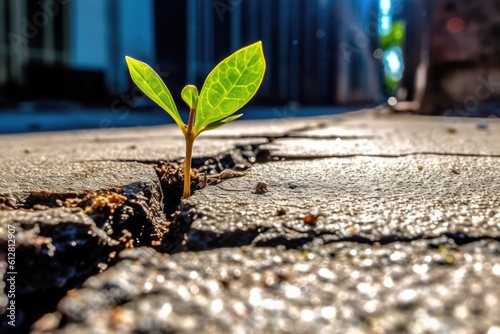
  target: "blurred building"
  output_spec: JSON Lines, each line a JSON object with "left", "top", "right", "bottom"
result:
{"left": 0, "top": 0, "right": 155, "bottom": 104}
{"left": 420, "top": 0, "right": 500, "bottom": 116}
{"left": 1, "top": 0, "right": 386, "bottom": 106}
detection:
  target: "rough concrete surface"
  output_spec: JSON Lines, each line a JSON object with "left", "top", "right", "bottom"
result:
{"left": 0, "top": 161, "right": 159, "bottom": 201}
{"left": 266, "top": 114, "right": 500, "bottom": 157}
{"left": 0, "top": 129, "right": 266, "bottom": 164}
{"left": 183, "top": 156, "right": 500, "bottom": 251}
{"left": 54, "top": 243, "right": 500, "bottom": 334}
{"left": 0, "top": 110, "right": 499, "bottom": 333}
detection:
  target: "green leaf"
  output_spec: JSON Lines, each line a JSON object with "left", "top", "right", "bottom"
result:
{"left": 195, "top": 41, "right": 266, "bottom": 131}
{"left": 181, "top": 85, "right": 199, "bottom": 110}
{"left": 203, "top": 114, "right": 243, "bottom": 132}
{"left": 125, "top": 56, "right": 185, "bottom": 129}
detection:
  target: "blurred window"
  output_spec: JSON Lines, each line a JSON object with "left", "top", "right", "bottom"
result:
{"left": 0, "top": 0, "right": 70, "bottom": 88}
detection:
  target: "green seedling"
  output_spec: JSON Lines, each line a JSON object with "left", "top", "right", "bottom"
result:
{"left": 126, "top": 41, "right": 266, "bottom": 199}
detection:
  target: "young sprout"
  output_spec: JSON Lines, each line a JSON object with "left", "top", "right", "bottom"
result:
{"left": 125, "top": 41, "right": 266, "bottom": 199}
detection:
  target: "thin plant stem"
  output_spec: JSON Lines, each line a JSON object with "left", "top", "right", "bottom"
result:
{"left": 182, "top": 135, "right": 194, "bottom": 199}
{"left": 183, "top": 108, "right": 196, "bottom": 199}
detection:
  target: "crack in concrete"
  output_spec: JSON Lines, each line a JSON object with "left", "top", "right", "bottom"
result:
{"left": 72, "top": 149, "right": 500, "bottom": 167}
{"left": 180, "top": 214, "right": 500, "bottom": 252}
{"left": 275, "top": 152, "right": 500, "bottom": 160}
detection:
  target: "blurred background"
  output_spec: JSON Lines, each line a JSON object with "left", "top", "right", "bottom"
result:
{"left": 0, "top": 0, "right": 499, "bottom": 134}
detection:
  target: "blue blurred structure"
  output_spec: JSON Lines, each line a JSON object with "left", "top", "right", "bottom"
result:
{"left": 379, "top": 0, "right": 392, "bottom": 35}
{"left": 184, "top": 0, "right": 383, "bottom": 105}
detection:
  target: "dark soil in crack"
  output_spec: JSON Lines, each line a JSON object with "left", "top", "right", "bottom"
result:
{"left": 1, "top": 186, "right": 167, "bottom": 333}
{"left": 153, "top": 145, "right": 259, "bottom": 253}
{"left": 1, "top": 186, "right": 162, "bottom": 333}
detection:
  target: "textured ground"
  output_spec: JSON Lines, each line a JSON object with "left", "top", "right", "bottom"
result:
{"left": 1, "top": 109, "right": 499, "bottom": 333}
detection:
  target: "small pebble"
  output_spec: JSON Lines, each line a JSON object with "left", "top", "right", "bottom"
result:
{"left": 255, "top": 181, "right": 268, "bottom": 193}
{"left": 303, "top": 215, "right": 318, "bottom": 225}
{"left": 276, "top": 207, "right": 287, "bottom": 216}
{"left": 6, "top": 198, "right": 17, "bottom": 209}
{"left": 32, "top": 204, "right": 50, "bottom": 210}
{"left": 447, "top": 128, "right": 457, "bottom": 134}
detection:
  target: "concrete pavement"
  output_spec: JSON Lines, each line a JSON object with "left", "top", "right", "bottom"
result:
{"left": 1, "top": 109, "right": 499, "bottom": 333}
